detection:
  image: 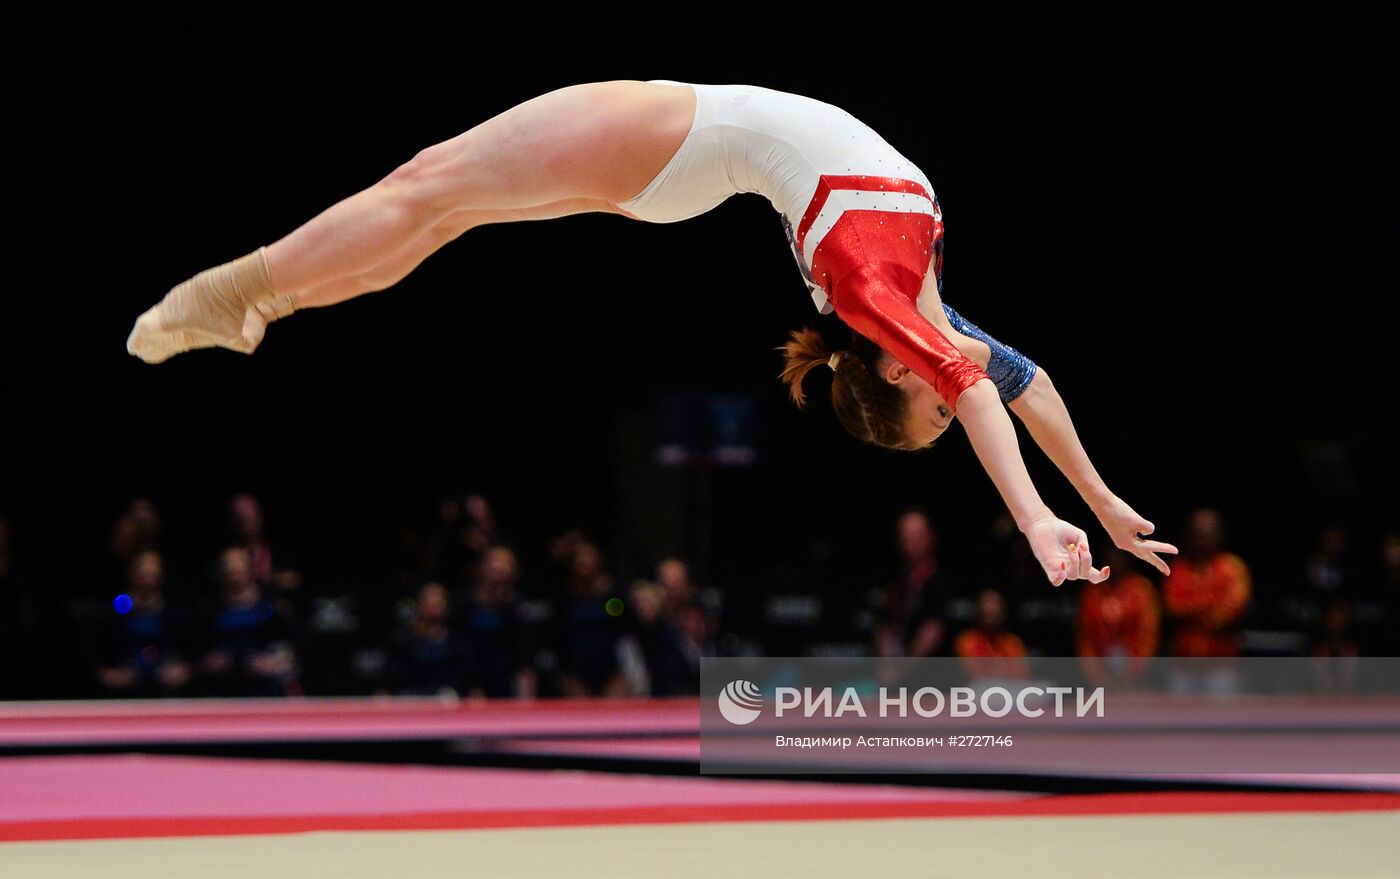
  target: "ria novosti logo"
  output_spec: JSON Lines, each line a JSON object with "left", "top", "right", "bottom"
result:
{"left": 718, "top": 680, "right": 764, "bottom": 725}
{"left": 715, "top": 682, "right": 1105, "bottom": 726}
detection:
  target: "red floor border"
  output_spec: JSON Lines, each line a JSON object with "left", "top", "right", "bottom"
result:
{"left": 3, "top": 792, "right": 1397, "bottom": 843}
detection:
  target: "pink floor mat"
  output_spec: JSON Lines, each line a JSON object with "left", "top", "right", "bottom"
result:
{"left": 0, "top": 754, "right": 1032, "bottom": 822}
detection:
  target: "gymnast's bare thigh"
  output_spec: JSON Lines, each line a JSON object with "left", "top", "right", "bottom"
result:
{"left": 405, "top": 80, "right": 698, "bottom": 212}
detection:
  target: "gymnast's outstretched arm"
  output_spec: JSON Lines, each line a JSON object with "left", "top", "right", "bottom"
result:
{"left": 930, "top": 302, "right": 1179, "bottom": 575}
{"left": 1007, "top": 370, "right": 1179, "bottom": 574}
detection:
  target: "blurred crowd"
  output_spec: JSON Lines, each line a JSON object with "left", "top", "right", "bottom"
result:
{"left": 0, "top": 495, "right": 1396, "bottom": 701}
{"left": 869, "top": 508, "right": 1400, "bottom": 684}
{"left": 0, "top": 494, "right": 714, "bottom": 701}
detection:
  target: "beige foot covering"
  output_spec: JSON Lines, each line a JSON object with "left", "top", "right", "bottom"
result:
{"left": 126, "top": 247, "right": 296, "bottom": 364}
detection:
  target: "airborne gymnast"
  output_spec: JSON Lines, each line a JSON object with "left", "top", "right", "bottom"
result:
{"left": 126, "top": 79, "right": 1177, "bottom": 585}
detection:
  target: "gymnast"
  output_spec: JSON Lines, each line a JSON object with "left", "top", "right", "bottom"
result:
{"left": 126, "top": 79, "right": 1177, "bottom": 586}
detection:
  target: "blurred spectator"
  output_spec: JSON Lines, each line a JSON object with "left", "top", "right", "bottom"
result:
{"left": 548, "top": 529, "right": 587, "bottom": 563}
{"left": 228, "top": 493, "right": 302, "bottom": 597}
{"left": 630, "top": 579, "right": 701, "bottom": 696}
{"left": 386, "top": 582, "right": 475, "bottom": 696}
{"left": 1311, "top": 599, "right": 1359, "bottom": 659}
{"left": 1376, "top": 531, "right": 1400, "bottom": 611}
{"left": 656, "top": 557, "right": 717, "bottom": 654}
{"left": 1372, "top": 532, "right": 1400, "bottom": 654}
{"left": 1310, "top": 599, "right": 1359, "bottom": 692}
{"left": 954, "top": 589, "right": 1030, "bottom": 680}
{"left": 673, "top": 604, "right": 711, "bottom": 669}
{"left": 875, "top": 510, "right": 952, "bottom": 657}
{"left": 201, "top": 547, "right": 302, "bottom": 697}
{"left": 555, "top": 541, "right": 628, "bottom": 697}
{"left": 0, "top": 515, "right": 43, "bottom": 700}
{"left": 542, "top": 528, "right": 588, "bottom": 592}
{"left": 1162, "top": 509, "right": 1251, "bottom": 657}
{"left": 414, "top": 494, "right": 506, "bottom": 588}
{"left": 455, "top": 546, "right": 536, "bottom": 698}
{"left": 461, "top": 495, "right": 501, "bottom": 556}
{"left": 983, "top": 511, "right": 1047, "bottom": 598}
{"left": 656, "top": 558, "right": 696, "bottom": 617}
{"left": 94, "top": 550, "right": 194, "bottom": 698}
{"left": 1076, "top": 548, "right": 1160, "bottom": 685}
{"left": 990, "top": 509, "right": 1078, "bottom": 655}
{"left": 1303, "top": 524, "right": 1354, "bottom": 597}
{"left": 1380, "top": 532, "right": 1400, "bottom": 596}
{"left": 109, "top": 498, "right": 162, "bottom": 569}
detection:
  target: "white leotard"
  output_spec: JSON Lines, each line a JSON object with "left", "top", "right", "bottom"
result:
{"left": 617, "top": 81, "right": 939, "bottom": 314}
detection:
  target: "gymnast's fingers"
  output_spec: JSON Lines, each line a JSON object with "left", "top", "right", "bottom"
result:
{"left": 1078, "top": 543, "right": 1100, "bottom": 582}
{"left": 1064, "top": 544, "right": 1082, "bottom": 581}
{"left": 1140, "top": 539, "right": 1178, "bottom": 556}
{"left": 1134, "top": 539, "right": 1178, "bottom": 575}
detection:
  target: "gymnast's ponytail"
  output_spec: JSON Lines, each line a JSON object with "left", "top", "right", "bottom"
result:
{"left": 777, "top": 328, "right": 834, "bottom": 409}
{"left": 778, "top": 328, "right": 917, "bottom": 451}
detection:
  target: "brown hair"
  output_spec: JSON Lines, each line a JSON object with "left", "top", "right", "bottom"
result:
{"left": 778, "top": 328, "right": 917, "bottom": 451}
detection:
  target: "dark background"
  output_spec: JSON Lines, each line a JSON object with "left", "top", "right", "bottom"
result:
{"left": 3, "top": 9, "right": 1396, "bottom": 620}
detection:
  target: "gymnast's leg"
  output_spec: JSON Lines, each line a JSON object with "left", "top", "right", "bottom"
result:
{"left": 127, "top": 81, "right": 695, "bottom": 363}
{"left": 287, "top": 199, "right": 614, "bottom": 309}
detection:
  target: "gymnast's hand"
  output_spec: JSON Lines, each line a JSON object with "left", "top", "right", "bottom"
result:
{"left": 1089, "top": 494, "right": 1178, "bottom": 576}
{"left": 1024, "top": 515, "right": 1109, "bottom": 587}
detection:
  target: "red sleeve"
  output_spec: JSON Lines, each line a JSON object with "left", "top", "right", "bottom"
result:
{"left": 829, "top": 266, "right": 989, "bottom": 408}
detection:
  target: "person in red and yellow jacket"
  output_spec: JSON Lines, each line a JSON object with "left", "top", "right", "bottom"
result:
{"left": 955, "top": 589, "right": 1030, "bottom": 680}
{"left": 1162, "top": 509, "right": 1251, "bottom": 657}
{"left": 1077, "top": 548, "right": 1160, "bottom": 684}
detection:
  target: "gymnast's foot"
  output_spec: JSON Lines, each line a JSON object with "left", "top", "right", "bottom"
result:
{"left": 126, "top": 247, "right": 296, "bottom": 364}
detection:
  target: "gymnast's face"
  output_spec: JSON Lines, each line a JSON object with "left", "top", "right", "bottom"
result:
{"left": 881, "top": 358, "right": 953, "bottom": 449}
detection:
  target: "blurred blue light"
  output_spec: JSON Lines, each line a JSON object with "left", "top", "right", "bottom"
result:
{"left": 113, "top": 594, "right": 134, "bottom": 615}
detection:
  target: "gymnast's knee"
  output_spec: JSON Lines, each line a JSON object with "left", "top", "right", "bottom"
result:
{"left": 379, "top": 146, "right": 462, "bottom": 212}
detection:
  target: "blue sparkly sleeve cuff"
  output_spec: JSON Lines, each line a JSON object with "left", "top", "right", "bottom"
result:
{"left": 940, "top": 303, "right": 1038, "bottom": 403}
